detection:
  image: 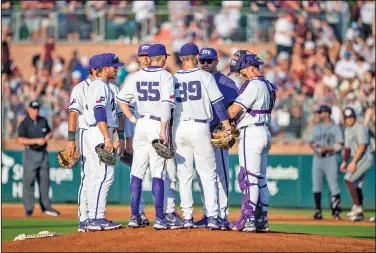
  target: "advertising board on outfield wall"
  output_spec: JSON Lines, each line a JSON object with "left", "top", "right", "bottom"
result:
{"left": 1, "top": 151, "right": 375, "bottom": 209}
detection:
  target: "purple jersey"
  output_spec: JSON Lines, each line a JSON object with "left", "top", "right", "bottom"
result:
{"left": 210, "top": 71, "right": 239, "bottom": 128}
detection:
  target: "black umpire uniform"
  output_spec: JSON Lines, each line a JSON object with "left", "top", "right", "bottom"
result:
{"left": 17, "top": 100, "right": 60, "bottom": 216}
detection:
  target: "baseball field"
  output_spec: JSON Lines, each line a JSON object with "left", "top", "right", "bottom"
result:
{"left": 2, "top": 203, "right": 375, "bottom": 252}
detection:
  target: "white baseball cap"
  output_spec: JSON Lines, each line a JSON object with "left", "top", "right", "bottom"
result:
{"left": 71, "top": 70, "right": 82, "bottom": 79}
{"left": 304, "top": 41, "right": 315, "bottom": 50}
{"left": 277, "top": 51, "right": 290, "bottom": 61}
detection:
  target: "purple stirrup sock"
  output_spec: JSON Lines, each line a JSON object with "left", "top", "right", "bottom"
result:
{"left": 152, "top": 177, "right": 165, "bottom": 220}
{"left": 130, "top": 176, "right": 142, "bottom": 216}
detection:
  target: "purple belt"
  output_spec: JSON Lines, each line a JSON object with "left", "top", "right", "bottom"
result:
{"left": 247, "top": 108, "right": 271, "bottom": 117}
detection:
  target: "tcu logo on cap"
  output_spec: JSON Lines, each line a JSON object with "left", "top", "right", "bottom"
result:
{"left": 142, "top": 45, "right": 149, "bottom": 50}
{"left": 202, "top": 50, "right": 211, "bottom": 55}
{"left": 344, "top": 109, "right": 352, "bottom": 116}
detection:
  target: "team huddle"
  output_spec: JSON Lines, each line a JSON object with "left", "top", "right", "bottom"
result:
{"left": 65, "top": 42, "right": 278, "bottom": 233}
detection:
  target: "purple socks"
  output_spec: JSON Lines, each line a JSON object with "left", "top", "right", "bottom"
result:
{"left": 130, "top": 176, "right": 142, "bottom": 216}
{"left": 152, "top": 177, "right": 165, "bottom": 220}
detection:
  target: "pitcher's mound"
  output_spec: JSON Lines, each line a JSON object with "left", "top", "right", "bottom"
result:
{"left": 3, "top": 227, "right": 375, "bottom": 252}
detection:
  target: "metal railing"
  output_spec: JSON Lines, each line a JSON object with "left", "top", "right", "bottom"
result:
{"left": 1, "top": 6, "right": 349, "bottom": 43}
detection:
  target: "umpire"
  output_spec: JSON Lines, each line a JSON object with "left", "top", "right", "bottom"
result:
{"left": 309, "top": 105, "right": 343, "bottom": 220}
{"left": 17, "top": 100, "right": 60, "bottom": 217}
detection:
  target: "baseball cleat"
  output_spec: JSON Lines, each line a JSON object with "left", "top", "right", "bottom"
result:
{"left": 332, "top": 211, "right": 341, "bottom": 221}
{"left": 78, "top": 219, "right": 90, "bottom": 232}
{"left": 218, "top": 218, "right": 230, "bottom": 231}
{"left": 242, "top": 220, "right": 257, "bottom": 233}
{"left": 92, "top": 218, "right": 122, "bottom": 230}
{"left": 369, "top": 217, "right": 375, "bottom": 222}
{"left": 207, "top": 217, "right": 219, "bottom": 230}
{"left": 153, "top": 218, "right": 168, "bottom": 230}
{"left": 128, "top": 215, "right": 142, "bottom": 228}
{"left": 86, "top": 219, "right": 104, "bottom": 231}
{"left": 193, "top": 216, "right": 208, "bottom": 228}
{"left": 349, "top": 213, "right": 364, "bottom": 222}
{"left": 43, "top": 208, "right": 60, "bottom": 217}
{"left": 140, "top": 213, "right": 150, "bottom": 226}
{"left": 346, "top": 205, "right": 363, "bottom": 217}
{"left": 256, "top": 220, "right": 270, "bottom": 232}
{"left": 165, "top": 211, "right": 184, "bottom": 229}
{"left": 313, "top": 210, "right": 323, "bottom": 220}
{"left": 183, "top": 218, "right": 194, "bottom": 229}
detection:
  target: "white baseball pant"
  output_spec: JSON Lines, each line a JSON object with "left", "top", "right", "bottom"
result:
{"left": 85, "top": 126, "right": 115, "bottom": 220}
{"left": 173, "top": 120, "right": 218, "bottom": 219}
{"left": 77, "top": 128, "right": 90, "bottom": 222}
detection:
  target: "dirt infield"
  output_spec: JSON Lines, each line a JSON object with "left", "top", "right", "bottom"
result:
{"left": 3, "top": 227, "right": 375, "bottom": 252}
{"left": 2, "top": 204, "right": 375, "bottom": 252}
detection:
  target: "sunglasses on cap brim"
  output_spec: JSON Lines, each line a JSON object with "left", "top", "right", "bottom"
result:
{"left": 199, "top": 59, "right": 215, "bottom": 64}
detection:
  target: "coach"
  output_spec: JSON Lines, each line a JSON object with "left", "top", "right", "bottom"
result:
{"left": 17, "top": 100, "right": 60, "bottom": 217}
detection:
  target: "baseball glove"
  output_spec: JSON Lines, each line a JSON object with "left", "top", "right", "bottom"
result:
{"left": 210, "top": 126, "right": 238, "bottom": 150}
{"left": 95, "top": 143, "right": 117, "bottom": 166}
{"left": 118, "top": 150, "right": 133, "bottom": 166}
{"left": 57, "top": 150, "right": 81, "bottom": 169}
{"left": 152, "top": 139, "right": 174, "bottom": 159}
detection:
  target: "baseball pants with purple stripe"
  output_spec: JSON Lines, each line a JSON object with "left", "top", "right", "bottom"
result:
{"left": 85, "top": 126, "right": 115, "bottom": 220}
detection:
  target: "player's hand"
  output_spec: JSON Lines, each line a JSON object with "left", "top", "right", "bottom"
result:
{"left": 340, "top": 161, "right": 347, "bottom": 172}
{"left": 347, "top": 161, "right": 356, "bottom": 174}
{"left": 104, "top": 139, "right": 114, "bottom": 153}
{"left": 66, "top": 141, "right": 76, "bottom": 157}
{"left": 117, "top": 139, "right": 125, "bottom": 156}
{"left": 160, "top": 133, "right": 168, "bottom": 145}
{"left": 44, "top": 132, "right": 53, "bottom": 141}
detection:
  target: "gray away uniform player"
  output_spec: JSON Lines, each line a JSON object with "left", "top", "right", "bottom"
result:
{"left": 341, "top": 107, "right": 374, "bottom": 222}
{"left": 309, "top": 105, "right": 343, "bottom": 220}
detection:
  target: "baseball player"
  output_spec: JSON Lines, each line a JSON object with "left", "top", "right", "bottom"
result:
{"left": 67, "top": 55, "right": 99, "bottom": 232}
{"left": 341, "top": 107, "right": 374, "bottom": 222}
{"left": 82, "top": 53, "right": 125, "bottom": 230}
{"left": 116, "top": 44, "right": 175, "bottom": 230}
{"left": 194, "top": 47, "right": 239, "bottom": 230}
{"left": 123, "top": 44, "right": 183, "bottom": 228}
{"left": 173, "top": 43, "right": 233, "bottom": 230}
{"left": 227, "top": 50, "right": 277, "bottom": 232}
{"left": 308, "top": 105, "right": 343, "bottom": 220}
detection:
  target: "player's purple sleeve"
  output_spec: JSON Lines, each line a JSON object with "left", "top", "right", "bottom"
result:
{"left": 212, "top": 100, "right": 228, "bottom": 122}
{"left": 94, "top": 107, "right": 107, "bottom": 123}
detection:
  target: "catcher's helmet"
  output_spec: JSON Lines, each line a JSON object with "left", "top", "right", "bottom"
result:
{"left": 228, "top": 50, "right": 264, "bottom": 76}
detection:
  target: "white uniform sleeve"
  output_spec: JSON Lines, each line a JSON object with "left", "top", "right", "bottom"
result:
{"left": 161, "top": 73, "right": 175, "bottom": 107}
{"left": 234, "top": 82, "right": 259, "bottom": 110}
{"left": 116, "top": 74, "right": 136, "bottom": 104}
{"left": 206, "top": 74, "right": 224, "bottom": 104}
{"left": 68, "top": 86, "right": 83, "bottom": 114}
{"left": 91, "top": 82, "right": 107, "bottom": 111}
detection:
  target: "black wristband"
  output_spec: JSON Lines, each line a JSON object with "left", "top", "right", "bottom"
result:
{"left": 68, "top": 131, "right": 76, "bottom": 141}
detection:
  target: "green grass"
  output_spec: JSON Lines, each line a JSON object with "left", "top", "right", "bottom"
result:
{"left": 2, "top": 217, "right": 375, "bottom": 242}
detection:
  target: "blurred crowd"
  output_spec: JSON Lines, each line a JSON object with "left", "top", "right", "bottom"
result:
{"left": 1, "top": 1, "right": 375, "bottom": 148}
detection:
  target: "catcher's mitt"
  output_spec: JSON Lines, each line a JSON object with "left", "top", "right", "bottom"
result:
{"left": 57, "top": 150, "right": 81, "bottom": 169}
{"left": 119, "top": 150, "right": 133, "bottom": 166}
{"left": 152, "top": 139, "right": 174, "bottom": 159}
{"left": 210, "top": 126, "right": 238, "bottom": 150}
{"left": 95, "top": 143, "right": 117, "bottom": 166}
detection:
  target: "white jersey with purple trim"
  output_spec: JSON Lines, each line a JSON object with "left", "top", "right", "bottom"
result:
{"left": 234, "top": 78, "right": 272, "bottom": 129}
{"left": 84, "top": 78, "right": 121, "bottom": 128}
{"left": 173, "top": 68, "right": 223, "bottom": 122}
{"left": 116, "top": 67, "right": 174, "bottom": 120}
{"left": 68, "top": 79, "right": 91, "bottom": 130}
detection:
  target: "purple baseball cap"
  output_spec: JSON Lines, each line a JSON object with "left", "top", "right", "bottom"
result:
{"left": 180, "top": 43, "right": 199, "bottom": 56}
{"left": 199, "top": 48, "right": 218, "bottom": 60}
{"left": 147, "top": 44, "right": 171, "bottom": 57}
{"left": 88, "top": 54, "right": 99, "bottom": 70}
{"left": 138, "top": 44, "right": 151, "bottom": 56}
{"left": 94, "top": 53, "right": 124, "bottom": 68}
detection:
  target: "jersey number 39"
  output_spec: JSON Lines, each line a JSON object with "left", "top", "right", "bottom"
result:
{"left": 176, "top": 81, "right": 202, "bottom": 103}
{"left": 137, "top": 81, "right": 160, "bottom": 101}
